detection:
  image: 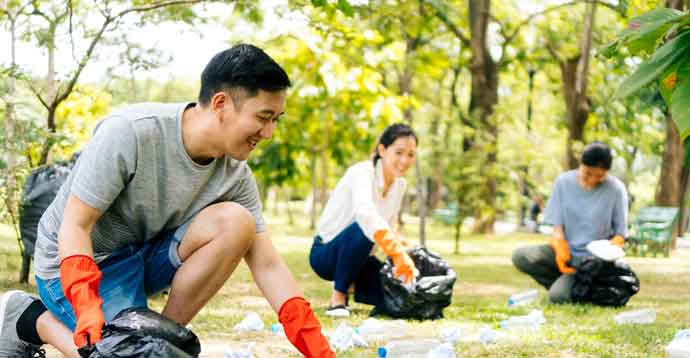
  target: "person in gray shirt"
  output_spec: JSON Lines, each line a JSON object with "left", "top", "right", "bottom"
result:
{"left": 512, "top": 142, "right": 628, "bottom": 304}
{"left": 1, "top": 44, "right": 334, "bottom": 358}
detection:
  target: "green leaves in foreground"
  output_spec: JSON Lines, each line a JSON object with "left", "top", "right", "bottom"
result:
{"left": 606, "top": 7, "right": 690, "bottom": 140}
{"left": 601, "top": 8, "right": 687, "bottom": 58}
{"left": 614, "top": 31, "right": 690, "bottom": 99}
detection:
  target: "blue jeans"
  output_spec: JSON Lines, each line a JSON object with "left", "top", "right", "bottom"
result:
{"left": 309, "top": 223, "right": 383, "bottom": 306}
{"left": 35, "top": 222, "right": 190, "bottom": 331}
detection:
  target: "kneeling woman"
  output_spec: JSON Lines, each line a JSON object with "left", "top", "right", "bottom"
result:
{"left": 309, "top": 123, "right": 417, "bottom": 317}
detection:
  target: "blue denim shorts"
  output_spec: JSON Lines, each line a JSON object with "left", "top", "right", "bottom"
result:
{"left": 35, "top": 221, "right": 191, "bottom": 331}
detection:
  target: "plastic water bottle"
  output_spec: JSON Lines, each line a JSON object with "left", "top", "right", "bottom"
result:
{"left": 386, "top": 339, "right": 440, "bottom": 358}
{"left": 507, "top": 289, "right": 539, "bottom": 306}
{"left": 666, "top": 329, "right": 690, "bottom": 358}
{"left": 613, "top": 309, "right": 656, "bottom": 324}
{"left": 500, "top": 309, "right": 546, "bottom": 330}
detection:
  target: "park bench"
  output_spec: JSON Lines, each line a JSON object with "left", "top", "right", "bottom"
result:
{"left": 627, "top": 206, "right": 679, "bottom": 257}
{"left": 432, "top": 202, "right": 460, "bottom": 225}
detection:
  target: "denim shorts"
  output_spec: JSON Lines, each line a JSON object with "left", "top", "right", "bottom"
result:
{"left": 35, "top": 221, "right": 191, "bottom": 331}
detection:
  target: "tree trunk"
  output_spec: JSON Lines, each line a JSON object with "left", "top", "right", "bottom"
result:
{"left": 39, "top": 23, "right": 59, "bottom": 166}
{"left": 399, "top": 32, "right": 427, "bottom": 245}
{"left": 557, "top": 2, "right": 596, "bottom": 170}
{"left": 319, "top": 113, "right": 329, "bottom": 219}
{"left": 656, "top": 115, "right": 686, "bottom": 241}
{"left": 428, "top": 117, "right": 444, "bottom": 209}
{"left": 309, "top": 149, "right": 318, "bottom": 230}
{"left": 468, "top": 0, "right": 499, "bottom": 234}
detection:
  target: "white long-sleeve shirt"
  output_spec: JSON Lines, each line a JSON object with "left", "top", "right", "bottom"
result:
{"left": 317, "top": 160, "right": 407, "bottom": 243}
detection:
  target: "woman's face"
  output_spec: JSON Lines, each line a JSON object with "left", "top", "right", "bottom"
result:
{"left": 378, "top": 136, "right": 417, "bottom": 179}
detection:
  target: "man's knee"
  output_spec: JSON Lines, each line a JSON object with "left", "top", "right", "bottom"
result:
{"left": 548, "top": 276, "right": 574, "bottom": 304}
{"left": 512, "top": 246, "right": 532, "bottom": 271}
{"left": 202, "top": 202, "right": 256, "bottom": 247}
{"left": 548, "top": 288, "right": 571, "bottom": 304}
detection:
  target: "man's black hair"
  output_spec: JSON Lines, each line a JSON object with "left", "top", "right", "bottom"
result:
{"left": 198, "top": 44, "right": 291, "bottom": 108}
{"left": 581, "top": 141, "right": 613, "bottom": 170}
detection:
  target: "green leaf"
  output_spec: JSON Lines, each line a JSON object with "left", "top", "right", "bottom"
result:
{"left": 628, "top": 8, "right": 685, "bottom": 29}
{"left": 311, "top": 0, "right": 327, "bottom": 6}
{"left": 659, "top": 60, "right": 682, "bottom": 106}
{"left": 337, "top": 0, "right": 354, "bottom": 16}
{"left": 671, "top": 62, "right": 690, "bottom": 141}
{"left": 614, "top": 31, "right": 690, "bottom": 99}
{"left": 624, "top": 10, "right": 688, "bottom": 54}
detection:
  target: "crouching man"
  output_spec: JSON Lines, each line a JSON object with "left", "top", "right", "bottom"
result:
{"left": 0, "top": 44, "right": 334, "bottom": 358}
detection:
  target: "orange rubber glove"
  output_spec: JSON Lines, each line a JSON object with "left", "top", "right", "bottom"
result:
{"left": 60, "top": 255, "right": 105, "bottom": 347}
{"left": 549, "top": 237, "right": 575, "bottom": 275}
{"left": 278, "top": 297, "right": 334, "bottom": 358}
{"left": 373, "top": 230, "right": 416, "bottom": 285}
{"left": 609, "top": 235, "right": 625, "bottom": 248}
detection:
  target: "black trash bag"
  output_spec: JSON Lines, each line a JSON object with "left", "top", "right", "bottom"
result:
{"left": 78, "top": 308, "right": 201, "bottom": 358}
{"left": 379, "top": 246, "right": 456, "bottom": 320}
{"left": 571, "top": 256, "right": 640, "bottom": 307}
{"left": 19, "top": 153, "right": 78, "bottom": 256}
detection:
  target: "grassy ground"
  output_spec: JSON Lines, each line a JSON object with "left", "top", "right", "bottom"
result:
{"left": 1, "top": 211, "right": 689, "bottom": 357}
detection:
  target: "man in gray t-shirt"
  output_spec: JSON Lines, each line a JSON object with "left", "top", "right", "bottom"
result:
{"left": 512, "top": 142, "right": 628, "bottom": 304}
{"left": 1, "top": 45, "right": 334, "bottom": 358}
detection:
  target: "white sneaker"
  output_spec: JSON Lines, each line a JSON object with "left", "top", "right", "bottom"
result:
{"left": 0, "top": 290, "right": 46, "bottom": 357}
{"left": 325, "top": 305, "right": 350, "bottom": 318}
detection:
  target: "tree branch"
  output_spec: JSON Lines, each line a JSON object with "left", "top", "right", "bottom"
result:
{"left": 426, "top": 0, "right": 469, "bottom": 46}
{"left": 54, "top": 0, "right": 207, "bottom": 107}
{"left": 501, "top": 0, "right": 619, "bottom": 48}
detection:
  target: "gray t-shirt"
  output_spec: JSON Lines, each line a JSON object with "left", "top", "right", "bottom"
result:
{"left": 543, "top": 170, "right": 628, "bottom": 257}
{"left": 35, "top": 102, "right": 266, "bottom": 279}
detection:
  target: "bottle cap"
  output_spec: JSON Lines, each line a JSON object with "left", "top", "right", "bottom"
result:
{"left": 377, "top": 346, "right": 387, "bottom": 357}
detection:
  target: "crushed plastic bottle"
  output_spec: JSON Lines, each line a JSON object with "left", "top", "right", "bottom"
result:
{"left": 224, "top": 342, "right": 255, "bottom": 358}
{"left": 330, "top": 322, "right": 367, "bottom": 352}
{"left": 507, "top": 289, "right": 539, "bottom": 306}
{"left": 666, "top": 329, "right": 690, "bottom": 358}
{"left": 499, "top": 309, "right": 546, "bottom": 330}
{"left": 613, "top": 309, "right": 656, "bottom": 325}
{"left": 357, "top": 318, "right": 409, "bottom": 342}
{"left": 233, "top": 312, "right": 264, "bottom": 332}
{"left": 386, "top": 339, "right": 440, "bottom": 358}
{"left": 439, "top": 325, "right": 462, "bottom": 344}
{"left": 478, "top": 326, "right": 504, "bottom": 345}
{"left": 427, "top": 342, "right": 456, "bottom": 358}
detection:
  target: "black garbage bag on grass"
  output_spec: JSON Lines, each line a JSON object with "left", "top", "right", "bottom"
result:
{"left": 571, "top": 256, "right": 640, "bottom": 307}
{"left": 78, "top": 308, "right": 201, "bottom": 358}
{"left": 379, "top": 246, "right": 456, "bottom": 320}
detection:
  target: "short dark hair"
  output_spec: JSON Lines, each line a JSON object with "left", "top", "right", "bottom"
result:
{"left": 581, "top": 141, "right": 612, "bottom": 170}
{"left": 198, "top": 44, "right": 291, "bottom": 107}
{"left": 372, "top": 123, "right": 418, "bottom": 165}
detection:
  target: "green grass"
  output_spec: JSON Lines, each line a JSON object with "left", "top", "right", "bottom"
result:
{"left": 1, "top": 211, "right": 689, "bottom": 357}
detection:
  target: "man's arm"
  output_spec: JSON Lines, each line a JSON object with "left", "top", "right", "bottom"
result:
{"left": 58, "top": 194, "right": 107, "bottom": 347}
{"left": 244, "top": 232, "right": 334, "bottom": 358}
{"left": 244, "top": 232, "right": 301, "bottom": 312}
{"left": 550, "top": 225, "right": 575, "bottom": 274}
{"left": 552, "top": 225, "right": 565, "bottom": 241}
{"left": 58, "top": 195, "right": 102, "bottom": 260}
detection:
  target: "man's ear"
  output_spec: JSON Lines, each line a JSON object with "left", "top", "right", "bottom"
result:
{"left": 210, "top": 91, "right": 228, "bottom": 115}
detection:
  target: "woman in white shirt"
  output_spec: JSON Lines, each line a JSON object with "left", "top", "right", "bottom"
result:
{"left": 309, "top": 123, "right": 418, "bottom": 317}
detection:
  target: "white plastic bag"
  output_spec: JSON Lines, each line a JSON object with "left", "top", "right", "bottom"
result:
{"left": 233, "top": 312, "right": 264, "bottom": 332}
